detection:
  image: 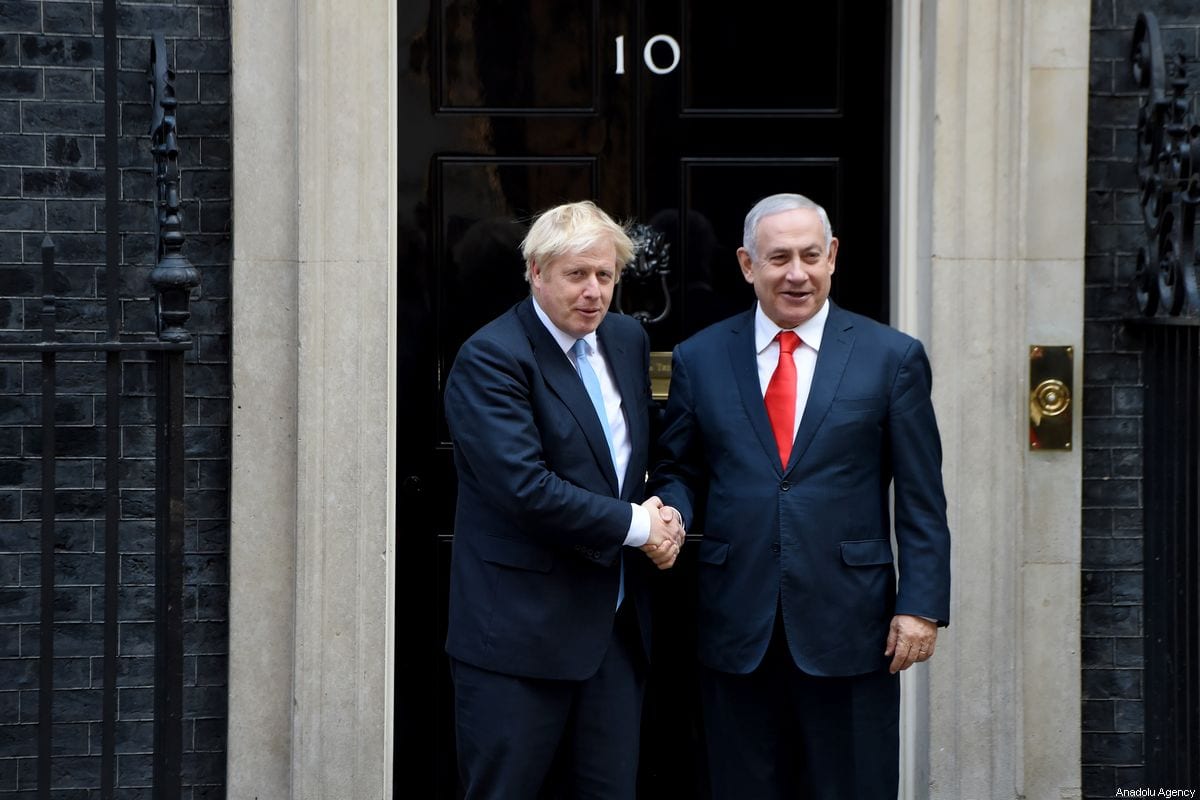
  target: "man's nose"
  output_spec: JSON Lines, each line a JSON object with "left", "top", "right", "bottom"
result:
{"left": 581, "top": 274, "right": 600, "bottom": 295}
{"left": 785, "top": 257, "right": 809, "bottom": 282}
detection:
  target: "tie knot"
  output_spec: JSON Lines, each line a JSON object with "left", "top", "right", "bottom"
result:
{"left": 573, "top": 339, "right": 589, "bottom": 359}
{"left": 777, "top": 331, "right": 801, "bottom": 354}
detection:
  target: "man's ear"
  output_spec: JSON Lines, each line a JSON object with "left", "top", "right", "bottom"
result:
{"left": 736, "top": 248, "right": 755, "bottom": 284}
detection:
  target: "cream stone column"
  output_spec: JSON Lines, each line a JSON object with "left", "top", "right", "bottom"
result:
{"left": 892, "top": 1, "right": 938, "bottom": 795}
{"left": 229, "top": 0, "right": 397, "bottom": 796}
{"left": 1016, "top": 4, "right": 1088, "bottom": 797}
{"left": 911, "top": 0, "right": 1087, "bottom": 798}
{"left": 290, "top": 0, "right": 397, "bottom": 795}
{"left": 228, "top": 0, "right": 299, "bottom": 796}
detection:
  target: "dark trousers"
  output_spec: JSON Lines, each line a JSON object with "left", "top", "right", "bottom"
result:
{"left": 699, "top": 613, "right": 900, "bottom": 800}
{"left": 451, "top": 604, "right": 646, "bottom": 800}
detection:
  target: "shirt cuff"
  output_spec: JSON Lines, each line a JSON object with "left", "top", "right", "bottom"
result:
{"left": 624, "top": 503, "right": 651, "bottom": 547}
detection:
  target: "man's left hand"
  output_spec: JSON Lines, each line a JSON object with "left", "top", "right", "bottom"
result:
{"left": 884, "top": 614, "right": 938, "bottom": 674}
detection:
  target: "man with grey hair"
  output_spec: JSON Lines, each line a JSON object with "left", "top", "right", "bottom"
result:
{"left": 651, "top": 193, "right": 951, "bottom": 798}
{"left": 444, "top": 200, "right": 685, "bottom": 798}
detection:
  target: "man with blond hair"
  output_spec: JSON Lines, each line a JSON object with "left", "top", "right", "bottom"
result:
{"left": 444, "top": 200, "right": 684, "bottom": 798}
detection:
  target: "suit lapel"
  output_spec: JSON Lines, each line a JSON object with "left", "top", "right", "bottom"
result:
{"left": 597, "top": 320, "right": 643, "bottom": 500}
{"left": 727, "top": 311, "right": 785, "bottom": 475}
{"left": 516, "top": 299, "right": 620, "bottom": 495}
{"left": 787, "top": 304, "right": 855, "bottom": 473}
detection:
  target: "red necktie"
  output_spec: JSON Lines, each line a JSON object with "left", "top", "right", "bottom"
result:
{"left": 764, "top": 331, "right": 801, "bottom": 468}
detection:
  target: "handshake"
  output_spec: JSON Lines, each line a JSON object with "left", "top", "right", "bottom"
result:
{"left": 640, "top": 495, "right": 685, "bottom": 570}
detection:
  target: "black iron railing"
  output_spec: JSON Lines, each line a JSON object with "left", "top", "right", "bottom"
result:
{"left": 1141, "top": 325, "right": 1200, "bottom": 787}
{"left": 1131, "top": 12, "right": 1200, "bottom": 319}
{"left": 1130, "top": 12, "right": 1200, "bottom": 788}
{"left": 0, "top": 4, "right": 197, "bottom": 795}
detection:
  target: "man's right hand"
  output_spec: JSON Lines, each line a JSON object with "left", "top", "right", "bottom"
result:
{"left": 640, "top": 496, "right": 684, "bottom": 569}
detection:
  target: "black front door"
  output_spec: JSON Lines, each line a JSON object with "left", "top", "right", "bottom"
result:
{"left": 395, "top": 2, "right": 891, "bottom": 795}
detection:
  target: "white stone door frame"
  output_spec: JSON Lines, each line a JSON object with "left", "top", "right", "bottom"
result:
{"left": 892, "top": 1, "right": 1088, "bottom": 798}
{"left": 224, "top": 1, "right": 1086, "bottom": 797}
{"left": 227, "top": 0, "right": 397, "bottom": 797}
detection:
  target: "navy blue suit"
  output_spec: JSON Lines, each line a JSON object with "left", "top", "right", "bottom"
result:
{"left": 651, "top": 302, "right": 951, "bottom": 798}
{"left": 444, "top": 298, "right": 654, "bottom": 798}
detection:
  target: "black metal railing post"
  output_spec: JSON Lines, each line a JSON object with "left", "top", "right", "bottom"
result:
{"left": 37, "top": 237, "right": 56, "bottom": 800}
{"left": 148, "top": 31, "right": 197, "bottom": 800}
{"left": 152, "top": 347, "right": 186, "bottom": 797}
{"left": 101, "top": 0, "right": 121, "bottom": 795}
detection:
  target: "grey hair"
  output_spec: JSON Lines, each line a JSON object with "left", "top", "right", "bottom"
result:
{"left": 741, "top": 193, "right": 833, "bottom": 260}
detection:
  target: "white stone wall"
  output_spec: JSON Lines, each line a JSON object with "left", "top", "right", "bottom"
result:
{"left": 227, "top": 0, "right": 299, "bottom": 794}
{"left": 922, "top": 1, "right": 1087, "bottom": 798}
{"left": 228, "top": 0, "right": 396, "bottom": 797}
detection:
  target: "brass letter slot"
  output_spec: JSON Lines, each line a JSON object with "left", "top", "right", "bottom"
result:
{"left": 1029, "top": 345, "right": 1073, "bottom": 451}
{"left": 650, "top": 351, "right": 673, "bottom": 400}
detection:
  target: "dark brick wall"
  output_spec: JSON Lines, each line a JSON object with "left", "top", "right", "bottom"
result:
{"left": 1085, "top": 2, "right": 1200, "bottom": 797}
{"left": 0, "top": 2, "right": 230, "bottom": 797}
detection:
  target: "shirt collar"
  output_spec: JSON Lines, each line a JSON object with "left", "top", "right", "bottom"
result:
{"left": 754, "top": 300, "right": 829, "bottom": 355}
{"left": 531, "top": 296, "right": 598, "bottom": 356}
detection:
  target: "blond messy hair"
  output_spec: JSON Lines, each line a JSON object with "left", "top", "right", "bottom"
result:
{"left": 521, "top": 201, "right": 635, "bottom": 282}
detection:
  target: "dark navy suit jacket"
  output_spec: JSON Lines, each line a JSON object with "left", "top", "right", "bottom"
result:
{"left": 651, "top": 302, "right": 951, "bottom": 677}
{"left": 444, "top": 298, "right": 654, "bottom": 681}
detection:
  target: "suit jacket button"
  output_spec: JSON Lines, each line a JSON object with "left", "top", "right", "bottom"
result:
{"left": 779, "top": 481, "right": 791, "bottom": 491}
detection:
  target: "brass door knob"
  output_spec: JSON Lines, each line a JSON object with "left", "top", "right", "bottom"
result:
{"left": 1030, "top": 378, "right": 1071, "bottom": 426}
{"left": 1029, "top": 345, "right": 1072, "bottom": 450}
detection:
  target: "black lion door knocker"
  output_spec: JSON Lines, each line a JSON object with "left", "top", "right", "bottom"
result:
{"left": 616, "top": 223, "right": 672, "bottom": 324}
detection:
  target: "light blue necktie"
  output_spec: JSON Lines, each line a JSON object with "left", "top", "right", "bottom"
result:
{"left": 572, "top": 338, "right": 624, "bottom": 609}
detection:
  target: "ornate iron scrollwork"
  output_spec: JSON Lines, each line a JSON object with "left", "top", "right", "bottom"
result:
{"left": 1131, "top": 12, "right": 1200, "bottom": 318}
{"left": 615, "top": 223, "right": 672, "bottom": 324}
{"left": 148, "top": 33, "right": 199, "bottom": 343}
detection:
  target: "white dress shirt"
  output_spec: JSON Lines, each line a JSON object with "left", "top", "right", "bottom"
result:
{"left": 753, "top": 300, "right": 830, "bottom": 440}
{"left": 531, "top": 299, "right": 650, "bottom": 547}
